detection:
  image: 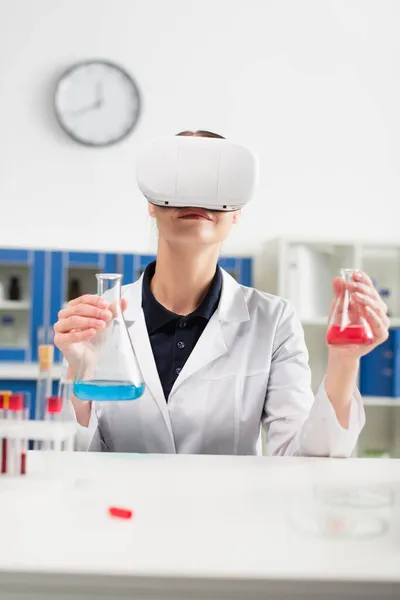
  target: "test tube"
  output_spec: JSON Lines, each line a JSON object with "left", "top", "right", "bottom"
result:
{"left": 8, "top": 394, "right": 24, "bottom": 477}
{"left": 1, "top": 436, "right": 7, "bottom": 475}
{"left": 34, "top": 345, "right": 54, "bottom": 449}
{"left": 46, "top": 395, "right": 63, "bottom": 419}
{"left": 0, "top": 392, "right": 11, "bottom": 475}
{"left": 0, "top": 393, "right": 4, "bottom": 419}
{"left": 58, "top": 381, "right": 75, "bottom": 452}
{"left": 0, "top": 393, "right": 7, "bottom": 475}
{"left": 45, "top": 396, "right": 63, "bottom": 451}
{"left": 37, "top": 345, "right": 54, "bottom": 418}
{"left": 20, "top": 392, "right": 30, "bottom": 475}
{"left": 0, "top": 391, "right": 12, "bottom": 411}
{"left": 23, "top": 391, "right": 31, "bottom": 421}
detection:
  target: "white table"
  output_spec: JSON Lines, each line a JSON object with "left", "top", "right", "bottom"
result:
{"left": 0, "top": 453, "right": 399, "bottom": 599}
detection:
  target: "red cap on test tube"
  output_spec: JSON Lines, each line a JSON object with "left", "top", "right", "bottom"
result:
{"left": 9, "top": 394, "right": 24, "bottom": 412}
{"left": 47, "top": 396, "right": 63, "bottom": 414}
{"left": 0, "top": 394, "right": 4, "bottom": 409}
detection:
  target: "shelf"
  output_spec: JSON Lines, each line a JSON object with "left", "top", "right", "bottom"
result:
{"left": 0, "top": 362, "right": 63, "bottom": 380}
{"left": 263, "top": 237, "right": 400, "bottom": 459}
{"left": 0, "top": 301, "right": 30, "bottom": 311}
{"left": 389, "top": 318, "right": 400, "bottom": 327}
{"left": 363, "top": 397, "right": 400, "bottom": 407}
{"left": 0, "top": 343, "right": 29, "bottom": 350}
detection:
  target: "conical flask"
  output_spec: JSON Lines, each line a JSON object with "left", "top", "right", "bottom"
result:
{"left": 326, "top": 268, "right": 373, "bottom": 345}
{"left": 73, "top": 274, "right": 145, "bottom": 401}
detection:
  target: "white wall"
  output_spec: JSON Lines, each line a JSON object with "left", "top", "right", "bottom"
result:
{"left": 0, "top": 0, "right": 399, "bottom": 259}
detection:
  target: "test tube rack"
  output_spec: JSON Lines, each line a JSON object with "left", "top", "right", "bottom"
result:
{"left": 0, "top": 419, "right": 76, "bottom": 477}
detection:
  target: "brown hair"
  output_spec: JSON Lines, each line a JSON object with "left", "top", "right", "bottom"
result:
{"left": 176, "top": 130, "right": 225, "bottom": 139}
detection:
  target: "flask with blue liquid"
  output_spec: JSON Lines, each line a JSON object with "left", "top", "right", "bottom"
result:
{"left": 73, "top": 273, "right": 145, "bottom": 402}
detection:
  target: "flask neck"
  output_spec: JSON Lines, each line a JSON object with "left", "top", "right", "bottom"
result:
{"left": 96, "top": 274, "right": 122, "bottom": 304}
{"left": 340, "top": 268, "right": 356, "bottom": 284}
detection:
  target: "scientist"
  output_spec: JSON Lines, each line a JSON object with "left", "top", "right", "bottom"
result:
{"left": 54, "top": 130, "right": 389, "bottom": 456}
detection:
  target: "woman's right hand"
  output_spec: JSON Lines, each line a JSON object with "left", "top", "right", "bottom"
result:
{"left": 54, "top": 295, "right": 115, "bottom": 367}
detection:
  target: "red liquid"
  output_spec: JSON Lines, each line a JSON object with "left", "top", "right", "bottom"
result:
{"left": 20, "top": 451, "right": 27, "bottom": 475}
{"left": 327, "top": 324, "right": 372, "bottom": 345}
{"left": 1, "top": 438, "right": 7, "bottom": 474}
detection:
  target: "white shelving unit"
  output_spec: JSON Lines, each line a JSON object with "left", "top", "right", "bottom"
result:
{"left": 0, "top": 301, "right": 30, "bottom": 311}
{"left": 260, "top": 237, "right": 400, "bottom": 458}
{"left": 0, "top": 362, "right": 63, "bottom": 380}
{"left": 363, "top": 397, "right": 400, "bottom": 407}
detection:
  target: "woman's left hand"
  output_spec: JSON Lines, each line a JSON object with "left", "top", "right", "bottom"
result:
{"left": 329, "top": 270, "right": 390, "bottom": 359}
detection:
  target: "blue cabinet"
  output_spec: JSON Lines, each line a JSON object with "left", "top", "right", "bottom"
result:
{"left": 0, "top": 249, "right": 119, "bottom": 365}
{"left": 119, "top": 253, "right": 155, "bottom": 284}
{"left": 360, "top": 328, "right": 400, "bottom": 397}
{"left": 218, "top": 257, "right": 252, "bottom": 286}
{"left": 50, "top": 251, "right": 118, "bottom": 362}
{"left": 0, "top": 249, "right": 52, "bottom": 363}
{"left": 0, "top": 249, "right": 252, "bottom": 367}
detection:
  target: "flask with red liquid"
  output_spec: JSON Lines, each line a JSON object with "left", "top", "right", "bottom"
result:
{"left": 326, "top": 268, "right": 373, "bottom": 345}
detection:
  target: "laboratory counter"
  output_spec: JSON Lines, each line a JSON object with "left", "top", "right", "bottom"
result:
{"left": 0, "top": 452, "right": 399, "bottom": 600}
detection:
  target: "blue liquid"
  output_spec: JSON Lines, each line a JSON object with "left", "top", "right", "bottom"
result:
{"left": 73, "top": 380, "right": 145, "bottom": 401}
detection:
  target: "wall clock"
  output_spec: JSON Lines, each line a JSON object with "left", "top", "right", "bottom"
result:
{"left": 54, "top": 60, "right": 141, "bottom": 147}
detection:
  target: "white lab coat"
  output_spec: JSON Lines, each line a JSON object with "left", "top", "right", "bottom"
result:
{"left": 67, "top": 270, "right": 365, "bottom": 456}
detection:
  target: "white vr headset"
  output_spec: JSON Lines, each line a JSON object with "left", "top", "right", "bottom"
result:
{"left": 136, "top": 135, "right": 258, "bottom": 211}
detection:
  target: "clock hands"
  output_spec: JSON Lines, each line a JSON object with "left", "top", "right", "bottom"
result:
{"left": 69, "top": 82, "right": 104, "bottom": 116}
{"left": 95, "top": 82, "right": 104, "bottom": 109}
{"left": 69, "top": 104, "right": 97, "bottom": 116}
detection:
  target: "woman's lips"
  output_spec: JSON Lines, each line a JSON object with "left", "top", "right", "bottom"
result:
{"left": 180, "top": 214, "right": 209, "bottom": 220}
{"left": 178, "top": 209, "right": 212, "bottom": 221}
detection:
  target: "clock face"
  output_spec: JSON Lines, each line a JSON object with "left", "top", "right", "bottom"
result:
{"left": 54, "top": 60, "right": 141, "bottom": 147}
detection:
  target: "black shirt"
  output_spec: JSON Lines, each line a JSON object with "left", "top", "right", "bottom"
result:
{"left": 142, "top": 261, "right": 222, "bottom": 401}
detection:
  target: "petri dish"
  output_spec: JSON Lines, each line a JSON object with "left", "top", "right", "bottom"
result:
{"left": 288, "top": 510, "right": 387, "bottom": 539}
{"left": 314, "top": 485, "right": 395, "bottom": 509}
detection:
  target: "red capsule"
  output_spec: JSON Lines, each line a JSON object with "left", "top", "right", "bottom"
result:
{"left": 108, "top": 506, "right": 133, "bottom": 520}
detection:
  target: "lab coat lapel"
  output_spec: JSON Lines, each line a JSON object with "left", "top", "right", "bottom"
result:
{"left": 123, "top": 278, "right": 176, "bottom": 450}
{"left": 171, "top": 270, "right": 250, "bottom": 392}
{"left": 172, "top": 315, "right": 227, "bottom": 391}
